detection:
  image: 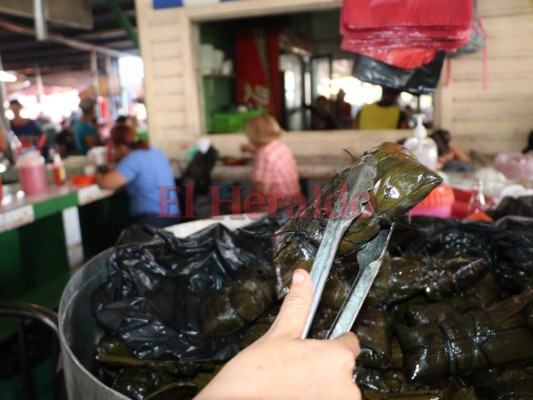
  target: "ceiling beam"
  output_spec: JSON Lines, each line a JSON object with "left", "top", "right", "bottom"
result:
{"left": 104, "top": 0, "right": 138, "bottom": 48}
{"left": 0, "top": 18, "right": 134, "bottom": 58}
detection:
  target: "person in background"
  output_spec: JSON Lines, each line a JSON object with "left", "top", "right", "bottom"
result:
{"left": 96, "top": 124, "right": 180, "bottom": 228}
{"left": 114, "top": 115, "right": 134, "bottom": 128}
{"left": 430, "top": 129, "right": 474, "bottom": 172}
{"left": 0, "top": 127, "right": 7, "bottom": 153}
{"left": 334, "top": 89, "right": 353, "bottom": 129}
{"left": 241, "top": 115, "right": 301, "bottom": 212}
{"left": 353, "top": 87, "right": 408, "bottom": 130}
{"left": 74, "top": 98, "right": 99, "bottom": 155}
{"left": 404, "top": 105, "right": 416, "bottom": 128}
{"left": 55, "top": 118, "right": 77, "bottom": 158}
{"left": 522, "top": 130, "right": 533, "bottom": 154}
{"left": 311, "top": 96, "right": 339, "bottom": 130}
{"left": 9, "top": 99, "right": 43, "bottom": 148}
{"left": 195, "top": 269, "right": 362, "bottom": 400}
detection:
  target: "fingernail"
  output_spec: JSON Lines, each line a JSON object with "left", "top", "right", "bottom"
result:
{"left": 292, "top": 270, "right": 305, "bottom": 285}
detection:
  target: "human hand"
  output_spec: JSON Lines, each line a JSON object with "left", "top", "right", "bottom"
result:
{"left": 195, "top": 269, "right": 362, "bottom": 400}
{"left": 240, "top": 143, "right": 255, "bottom": 153}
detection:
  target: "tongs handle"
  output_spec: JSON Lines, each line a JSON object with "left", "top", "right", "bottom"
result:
{"left": 327, "top": 226, "right": 394, "bottom": 339}
{"left": 300, "top": 217, "right": 353, "bottom": 339}
{"left": 299, "top": 159, "right": 378, "bottom": 340}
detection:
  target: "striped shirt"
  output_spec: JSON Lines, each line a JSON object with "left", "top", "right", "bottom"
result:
{"left": 253, "top": 139, "right": 301, "bottom": 206}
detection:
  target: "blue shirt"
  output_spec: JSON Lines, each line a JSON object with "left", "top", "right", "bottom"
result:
{"left": 73, "top": 121, "right": 98, "bottom": 155}
{"left": 11, "top": 120, "right": 42, "bottom": 140}
{"left": 116, "top": 147, "right": 179, "bottom": 217}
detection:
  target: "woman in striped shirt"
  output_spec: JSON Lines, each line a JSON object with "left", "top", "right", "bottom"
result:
{"left": 241, "top": 115, "right": 302, "bottom": 213}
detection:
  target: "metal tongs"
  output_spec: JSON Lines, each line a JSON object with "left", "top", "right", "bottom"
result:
{"left": 300, "top": 157, "right": 394, "bottom": 339}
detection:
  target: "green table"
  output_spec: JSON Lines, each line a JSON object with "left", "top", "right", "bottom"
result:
{"left": 0, "top": 183, "right": 130, "bottom": 309}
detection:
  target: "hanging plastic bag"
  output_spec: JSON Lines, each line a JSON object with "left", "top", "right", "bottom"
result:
{"left": 340, "top": 0, "right": 473, "bottom": 69}
{"left": 352, "top": 52, "right": 446, "bottom": 95}
{"left": 347, "top": 48, "right": 437, "bottom": 70}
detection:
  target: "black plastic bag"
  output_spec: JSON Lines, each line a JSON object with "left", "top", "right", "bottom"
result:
{"left": 487, "top": 195, "right": 533, "bottom": 220}
{"left": 490, "top": 217, "right": 533, "bottom": 293}
{"left": 91, "top": 218, "right": 281, "bottom": 362}
{"left": 352, "top": 51, "right": 446, "bottom": 95}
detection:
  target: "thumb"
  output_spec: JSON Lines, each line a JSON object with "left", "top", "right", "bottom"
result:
{"left": 269, "top": 269, "right": 314, "bottom": 338}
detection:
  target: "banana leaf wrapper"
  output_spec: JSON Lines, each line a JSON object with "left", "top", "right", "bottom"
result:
{"left": 366, "top": 255, "right": 431, "bottom": 306}
{"left": 367, "top": 251, "right": 489, "bottom": 308}
{"left": 355, "top": 324, "right": 392, "bottom": 369}
{"left": 474, "top": 379, "right": 533, "bottom": 400}
{"left": 95, "top": 335, "right": 209, "bottom": 376}
{"left": 143, "top": 382, "right": 198, "bottom": 400}
{"left": 201, "top": 279, "right": 274, "bottom": 334}
{"left": 404, "top": 272, "right": 501, "bottom": 326}
{"left": 111, "top": 368, "right": 177, "bottom": 400}
{"left": 241, "top": 311, "right": 277, "bottom": 347}
{"left": 526, "top": 303, "right": 533, "bottom": 333}
{"left": 275, "top": 142, "right": 442, "bottom": 298}
{"left": 397, "top": 289, "right": 533, "bottom": 382}
{"left": 385, "top": 390, "right": 444, "bottom": 400}
{"left": 353, "top": 310, "right": 394, "bottom": 369}
{"left": 467, "top": 364, "right": 533, "bottom": 399}
{"left": 424, "top": 256, "right": 487, "bottom": 302}
{"left": 452, "top": 388, "right": 479, "bottom": 400}
{"left": 355, "top": 368, "right": 428, "bottom": 394}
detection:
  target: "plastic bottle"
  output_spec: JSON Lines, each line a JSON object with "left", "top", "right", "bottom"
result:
{"left": 16, "top": 150, "right": 47, "bottom": 195}
{"left": 403, "top": 114, "right": 438, "bottom": 170}
{"left": 52, "top": 152, "right": 67, "bottom": 185}
{"left": 464, "top": 179, "right": 493, "bottom": 222}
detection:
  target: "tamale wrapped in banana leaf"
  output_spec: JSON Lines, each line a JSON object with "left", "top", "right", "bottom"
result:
{"left": 385, "top": 391, "right": 444, "bottom": 400}
{"left": 202, "top": 142, "right": 442, "bottom": 335}
{"left": 355, "top": 324, "right": 392, "bottom": 369}
{"left": 472, "top": 364, "right": 533, "bottom": 400}
{"left": 275, "top": 142, "right": 442, "bottom": 298}
{"left": 526, "top": 303, "right": 533, "bottom": 332}
{"left": 404, "top": 272, "right": 501, "bottom": 326}
{"left": 367, "top": 252, "right": 489, "bottom": 307}
{"left": 353, "top": 310, "right": 394, "bottom": 369}
{"left": 397, "top": 289, "right": 533, "bottom": 382}
{"left": 354, "top": 368, "right": 428, "bottom": 394}
{"left": 109, "top": 368, "right": 177, "bottom": 400}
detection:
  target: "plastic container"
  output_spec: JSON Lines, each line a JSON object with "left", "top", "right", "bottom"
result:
{"left": 408, "top": 183, "right": 455, "bottom": 218}
{"left": 213, "top": 108, "right": 268, "bottom": 133}
{"left": 71, "top": 175, "right": 97, "bottom": 186}
{"left": 52, "top": 153, "right": 67, "bottom": 185}
{"left": 403, "top": 114, "right": 438, "bottom": 170}
{"left": 16, "top": 151, "right": 47, "bottom": 195}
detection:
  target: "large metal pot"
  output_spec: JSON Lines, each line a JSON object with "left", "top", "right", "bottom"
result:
{"left": 58, "top": 216, "right": 258, "bottom": 399}
{"left": 58, "top": 248, "right": 129, "bottom": 399}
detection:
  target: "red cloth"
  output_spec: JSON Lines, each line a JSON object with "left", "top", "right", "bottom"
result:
{"left": 253, "top": 139, "right": 300, "bottom": 203}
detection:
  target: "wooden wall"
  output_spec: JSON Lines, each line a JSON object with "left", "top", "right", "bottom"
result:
{"left": 136, "top": 0, "right": 533, "bottom": 160}
{"left": 436, "top": 0, "right": 533, "bottom": 153}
